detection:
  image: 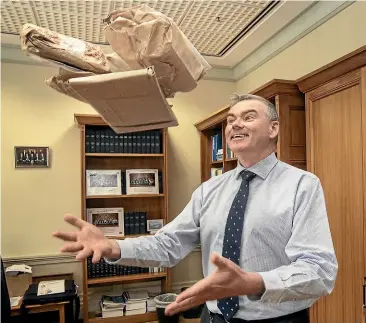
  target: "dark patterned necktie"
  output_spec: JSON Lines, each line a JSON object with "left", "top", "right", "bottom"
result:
{"left": 217, "top": 170, "right": 256, "bottom": 322}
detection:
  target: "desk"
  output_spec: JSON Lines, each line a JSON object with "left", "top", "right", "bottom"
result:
{"left": 11, "top": 297, "right": 67, "bottom": 323}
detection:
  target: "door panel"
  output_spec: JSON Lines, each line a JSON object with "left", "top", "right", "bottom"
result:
{"left": 306, "top": 69, "right": 365, "bottom": 323}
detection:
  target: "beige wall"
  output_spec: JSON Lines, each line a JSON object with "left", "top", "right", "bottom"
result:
{"left": 236, "top": 1, "right": 366, "bottom": 93}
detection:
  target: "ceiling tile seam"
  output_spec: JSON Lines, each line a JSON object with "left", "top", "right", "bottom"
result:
{"left": 175, "top": 0, "right": 193, "bottom": 26}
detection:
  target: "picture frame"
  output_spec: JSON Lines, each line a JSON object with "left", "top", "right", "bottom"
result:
{"left": 126, "top": 169, "right": 159, "bottom": 195}
{"left": 14, "top": 146, "right": 50, "bottom": 168}
{"left": 86, "top": 169, "right": 122, "bottom": 196}
{"left": 147, "top": 219, "right": 164, "bottom": 233}
{"left": 86, "top": 207, "right": 124, "bottom": 237}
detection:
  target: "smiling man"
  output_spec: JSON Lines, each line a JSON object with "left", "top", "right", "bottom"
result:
{"left": 53, "top": 94, "right": 338, "bottom": 323}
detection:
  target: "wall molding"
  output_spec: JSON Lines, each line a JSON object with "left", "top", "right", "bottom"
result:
{"left": 3, "top": 253, "right": 79, "bottom": 266}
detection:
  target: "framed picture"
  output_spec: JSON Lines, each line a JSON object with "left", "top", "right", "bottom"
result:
{"left": 14, "top": 146, "right": 50, "bottom": 168}
{"left": 86, "top": 170, "right": 122, "bottom": 196}
{"left": 126, "top": 169, "right": 159, "bottom": 195}
{"left": 147, "top": 219, "right": 164, "bottom": 233}
{"left": 86, "top": 207, "right": 124, "bottom": 237}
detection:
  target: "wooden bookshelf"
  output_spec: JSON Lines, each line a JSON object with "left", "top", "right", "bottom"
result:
{"left": 195, "top": 79, "right": 306, "bottom": 182}
{"left": 88, "top": 272, "right": 167, "bottom": 286}
{"left": 86, "top": 194, "right": 165, "bottom": 199}
{"left": 89, "top": 312, "right": 157, "bottom": 323}
{"left": 75, "top": 114, "right": 171, "bottom": 323}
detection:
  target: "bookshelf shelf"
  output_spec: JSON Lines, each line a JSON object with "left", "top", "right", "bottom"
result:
{"left": 88, "top": 272, "right": 167, "bottom": 286}
{"left": 195, "top": 79, "right": 306, "bottom": 182}
{"left": 86, "top": 194, "right": 165, "bottom": 200}
{"left": 106, "top": 234, "right": 151, "bottom": 240}
{"left": 89, "top": 312, "right": 157, "bottom": 323}
{"left": 211, "top": 160, "right": 223, "bottom": 165}
{"left": 75, "top": 114, "right": 171, "bottom": 323}
{"left": 86, "top": 153, "right": 164, "bottom": 157}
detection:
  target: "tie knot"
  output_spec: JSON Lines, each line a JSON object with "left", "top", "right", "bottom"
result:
{"left": 241, "top": 170, "right": 256, "bottom": 182}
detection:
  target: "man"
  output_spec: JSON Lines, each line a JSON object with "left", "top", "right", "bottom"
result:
{"left": 53, "top": 94, "right": 338, "bottom": 323}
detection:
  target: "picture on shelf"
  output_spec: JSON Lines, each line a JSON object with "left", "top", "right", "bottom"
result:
{"left": 86, "top": 170, "right": 122, "bottom": 196}
{"left": 87, "top": 207, "right": 124, "bottom": 236}
{"left": 126, "top": 169, "right": 159, "bottom": 195}
{"left": 147, "top": 219, "right": 164, "bottom": 233}
{"left": 14, "top": 146, "right": 50, "bottom": 168}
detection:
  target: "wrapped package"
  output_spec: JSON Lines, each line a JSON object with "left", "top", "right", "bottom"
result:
{"left": 20, "top": 23, "right": 110, "bottom": 74}
{"left": 67, "top": 66, "right": 178, "bottom": 133}
{"left": 45, "top": 68, "right": 95, "bottom": 103}
{"left": 103, "top": 4, "right": 211, "bottom": 98}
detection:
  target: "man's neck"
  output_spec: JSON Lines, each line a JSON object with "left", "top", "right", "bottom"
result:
{"left": 237, "top": 146, "right": 275, "bottom": 168}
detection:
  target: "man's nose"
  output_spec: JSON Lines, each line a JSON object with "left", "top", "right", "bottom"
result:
{"left": 232, "top": 118, "right": 243, "bottom": 128}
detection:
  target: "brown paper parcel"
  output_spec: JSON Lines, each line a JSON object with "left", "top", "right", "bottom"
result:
{"left": 20, "top": 23, "right": 111, "bottom": 74}
{"left": 46, "top": 68, "right": 95, "bottom": 103}
{"left": 103, "top": 4, "right": 211, "bottom": 98}
{"left": 67, "top": 66, "right": 178, "bottom": 133}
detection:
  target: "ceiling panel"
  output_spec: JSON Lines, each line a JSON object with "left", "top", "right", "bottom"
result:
{"left": 1, "top": 0, "right": 276, "bottom": 56}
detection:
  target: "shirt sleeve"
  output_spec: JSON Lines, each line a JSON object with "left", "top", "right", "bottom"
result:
{"left": 105, "top": 185, "right": 202, "bottom": 268}
{"left": 253, "top": 174, "right": 338, "bottom": 303}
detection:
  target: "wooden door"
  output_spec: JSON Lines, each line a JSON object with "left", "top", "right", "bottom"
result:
{"left": 306, "top": 67, "right": 366, "bottom": 323}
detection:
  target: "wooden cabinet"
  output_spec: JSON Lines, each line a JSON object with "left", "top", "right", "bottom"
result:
{"left": 75, "top": 114, "right": 171, "bottom": 323}
{"left": 194, "top": 79, "right": 306, "bottom": 182}
{"left": 297, "top": 46, "right": 366, "bottom": 323}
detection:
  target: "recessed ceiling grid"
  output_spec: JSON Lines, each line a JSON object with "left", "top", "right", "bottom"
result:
{"left": 1, "top": 0, "right": 275, "bottom": 57}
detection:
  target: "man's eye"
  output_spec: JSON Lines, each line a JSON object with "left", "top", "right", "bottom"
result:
{"left": 245, "top": 115, "right": 255, "bottom": 121}
{"left": 227, "top": 118, "right": 234, "bottom": 124}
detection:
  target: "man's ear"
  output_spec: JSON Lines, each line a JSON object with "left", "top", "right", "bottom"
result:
{"left": 269, "top": 121, "right": 279, "bottom": 140}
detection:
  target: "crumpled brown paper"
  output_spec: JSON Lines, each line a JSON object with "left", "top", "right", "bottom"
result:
{"left": 45, "top": 68, "right": 95, "bottom": 103}
{"left": 67, "top": 66, "right": 178, "bottom": 133}
{"left": 20, "top": 23, "right": 110, "bottom": 74}
{"left": 103, "top": 4, "right": 211, "bottom": 98}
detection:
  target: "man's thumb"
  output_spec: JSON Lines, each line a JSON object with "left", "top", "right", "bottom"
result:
{"left": 210, "top": 252, "right": 230, "bottom": 269}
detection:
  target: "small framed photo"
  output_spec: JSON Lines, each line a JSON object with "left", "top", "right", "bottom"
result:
{"left": 86, "top": 170, "right": 122, "bottom": 196}
{"left": 14, "top": 146, "right": 50, "bottom": 168}
{"left": 87, "top": 207, "right": 124, "bottom": 236}
{"left": 126, "top": 169, "right": 159, "bottom": 195}
{"left": 147, "top": 219, "right": 164, "bottom": 234}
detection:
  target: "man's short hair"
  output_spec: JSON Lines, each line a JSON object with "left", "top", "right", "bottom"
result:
{"left": 229, "top": 93, "right": 279, "bottom": 143}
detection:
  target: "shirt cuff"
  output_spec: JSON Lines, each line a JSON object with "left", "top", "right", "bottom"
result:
{"left": 104, "top": 239, "right": 136, "bottom": 265}
{"left": 248, "top": 270, "right": 285, "bottom": 303}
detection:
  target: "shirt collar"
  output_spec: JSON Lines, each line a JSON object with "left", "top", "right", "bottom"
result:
{"left": 234, "top": 152, "right": 278, "bottom": 180}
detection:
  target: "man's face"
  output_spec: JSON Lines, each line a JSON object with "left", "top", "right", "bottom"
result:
{"left": 225, "top": 99, "right": 278, "bottom": 154}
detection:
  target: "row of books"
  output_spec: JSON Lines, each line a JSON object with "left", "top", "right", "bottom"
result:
{"left": 212, "top": 133, "right": 237, "bottom": 161}
{"left": 124, "top": 211, "right": 147, "bottom": 235}
{"left": 87, "top": 257, "right": 165, "bottom": 278}
{"left": 85, "top": 126, "right": 162, "bottom": 154}
{"left": 212, "top": 133, "right": 223, "bottom": 161}
{"left": 100, "top": 290, "right": 157, "bottom": 318}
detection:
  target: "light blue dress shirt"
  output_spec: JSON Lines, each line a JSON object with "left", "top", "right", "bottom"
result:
{"left": 107, "top": 152, "right": 338, "bottom": 320}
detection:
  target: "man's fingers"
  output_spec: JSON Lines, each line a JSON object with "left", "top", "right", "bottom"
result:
{"left": 60, "top": 242, "right": 83, "bottom": 253}
{"left": 175, "top": 279, "right": 209, "bottom": 303}
{"left": 165, "top": 297, "right": 204, "bottom": 316}
{"left": 75, "top": 247, "right": 92, "bottom": 261}
{"left": 92, "top": 249, "right": 102, "bottom": 264}
{"left": 64, "top": 214, "right": 87, "bottom": 230}
{"left": 52, "top": 231, "right": 78, "bottom": 242}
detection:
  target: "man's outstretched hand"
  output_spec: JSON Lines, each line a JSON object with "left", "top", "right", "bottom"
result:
{"left": 164, "top": 252, "right": 265, "bottom": 316}
{"left": 52, "top": 214, "right": 121, "bottom": 263}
